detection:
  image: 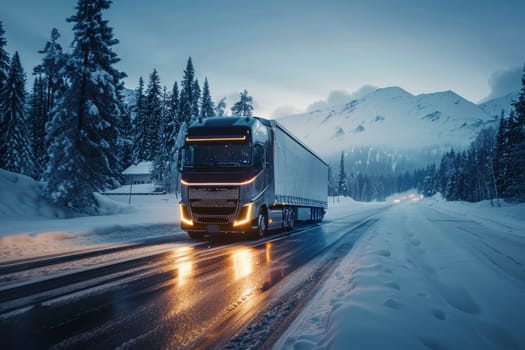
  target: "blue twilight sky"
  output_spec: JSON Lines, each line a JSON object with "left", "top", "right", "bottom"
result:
{"left": 2, "top": 0, "right": 525, "bottom": 117}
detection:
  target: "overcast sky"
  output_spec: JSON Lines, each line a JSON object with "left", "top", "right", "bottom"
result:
{"left": 2, "top": 0, "right": 525, "bottom": 117}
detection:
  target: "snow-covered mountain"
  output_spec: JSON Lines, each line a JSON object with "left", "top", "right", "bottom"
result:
{"left": 479, "top": 90, "right": 519, "bottom": 119}
{"left": 278, "top": 87, "right": 514, "bottom": 158}
{"left": 121, "top": 87, "right": 136, "bottom": 107}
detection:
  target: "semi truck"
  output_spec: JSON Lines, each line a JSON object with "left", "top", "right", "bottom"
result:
{"left": 178, "top": 116, "right": 328, "bottom": 239}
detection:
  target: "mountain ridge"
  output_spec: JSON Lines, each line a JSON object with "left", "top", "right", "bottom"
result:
{"left": 278, "top": 86, "right": 516, "bottom": 157}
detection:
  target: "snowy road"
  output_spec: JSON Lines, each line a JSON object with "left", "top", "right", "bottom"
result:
{"left": 1, "top": 198, "right": 524, "bottom": 349}
{"left": 0, "top": 205, "right": 387, "bottom": 349}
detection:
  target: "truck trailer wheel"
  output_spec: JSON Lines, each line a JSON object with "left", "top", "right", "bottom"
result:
{"left": 286, "top": 208, "right": 295, "bottom": 230}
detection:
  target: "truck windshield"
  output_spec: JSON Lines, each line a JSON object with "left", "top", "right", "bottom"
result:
{"left": 183, "top": 143, "right": 252, "bottom": 167}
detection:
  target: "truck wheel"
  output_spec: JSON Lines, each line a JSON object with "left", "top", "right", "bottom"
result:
{"left": 256, "top": 213, "right": 268, "bottom": 238}
{"left": 283, "top": 208, "right": 289, "bottom": 230}
{"left": 288, "top": 208, "right": 295, "bottom": 230}
{"left": 187, "top": 231, "right": 203, "bottom": 239}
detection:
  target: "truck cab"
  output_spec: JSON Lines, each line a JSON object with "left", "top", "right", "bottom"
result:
{"left": 179, "top": 117, "right": 272, "bottom": 238}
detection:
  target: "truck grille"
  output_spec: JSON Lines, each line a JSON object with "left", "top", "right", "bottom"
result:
{"left": 189, "top": 187, "right": 240, "bottom": 224}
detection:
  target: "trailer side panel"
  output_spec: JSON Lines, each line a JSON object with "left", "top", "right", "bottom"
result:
{"left": 272, "top": 123, "right": 328, "bottom": 209}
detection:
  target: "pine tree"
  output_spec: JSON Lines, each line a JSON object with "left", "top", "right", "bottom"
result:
{"left": 376, "top": 179, "right": 386, "bottom": 201}
{"left": 31, "top": 28, "right": 67, "bottom": 178}
{"left": 132, "top": 76, "right": 147, "bottom": 162}
{"left": 154, "top": 81, "right": 182, "bottom": 192}
{"left": 422, "top": 163, "right": 437, "bottom": 197}
{"left": 0, "top": 21, "right": 11, "bottom": 166}
{"left": 0, "top": 52, "right": 34, "bottom": 175}
{"left": 29, "top": 76, "right": 47, "bottom": 176}
{"left": 44, "top": 0, "right": 126, "bottom": 212}
{"left": 506, "top": 63, "right": 525, "bottom": 200}
{"left": 231, "top": 89, "right": 254, "bottom": 116}
{"left": 152, "top": 85, "right": 171, "bottom": 188}
{"left": 200, "top": 77, "right": 215, "bottom": 118}
{"left": 33, "top": 28, "right": 67, "bottom": 115}
{"left": 119, "top": 103, "right": 133, "bottom": 170}
{"left": 337, "top": 151, "right": 347, "bottom": 197}
{"left": 512, "top": 63, "right": 525, "bottom": 123}
{"left": 0, "top": 21, "right": 9, "bottom": 93}
{"left": 179, "top": 57, "right": 196, "bottom": 124}
{"left": 144, "top": 68, "right": 162, "bottom": 160}
{"left": 216, "top": 97, "right": 227, "bottom": 116}
{"left": 192, "top": 79, "right": 201, "bottom": 118}
{"left": 170, "top": 81, "right": 180, "bottom": 128}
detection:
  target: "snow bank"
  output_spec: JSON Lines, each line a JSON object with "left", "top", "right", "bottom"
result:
{"left": 0, "top": 168, "right": 67, "bottom": 219}
{"left": 0, "top": 169, "right": 181, "bottom": 262}
{"left": 277, "top": 199, "right": 525, "bottom": 349}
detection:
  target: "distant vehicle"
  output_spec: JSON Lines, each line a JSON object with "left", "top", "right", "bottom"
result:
{"left": 178, "top": 116, "right": 328, "bottom": 239}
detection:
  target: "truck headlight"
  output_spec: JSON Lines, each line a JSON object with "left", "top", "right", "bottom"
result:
{"left": 180, "top": 204, "right": 193, "bottom": 226}
{"left": 233, "top": 203, "right": 253, "bottom": 227}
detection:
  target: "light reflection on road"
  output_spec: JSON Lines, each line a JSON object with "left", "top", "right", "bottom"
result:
{"left": 232, "top": 247, "right": 255, "bottom": 280}
{"left": 171, "top": 246, "right": 194, "bottom": 287}
{"left": 265, "top": 242, "right": 272, "bottom": 263}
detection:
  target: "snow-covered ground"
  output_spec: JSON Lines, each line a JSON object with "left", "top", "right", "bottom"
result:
{"left": 2, "top": 169, "right": 525, "bottom": 349}
{"left": 276, "top": 197, "right": 525, "bottom": 349}
{"left": 0, "top": 169, "right": 181, "bottom": 261}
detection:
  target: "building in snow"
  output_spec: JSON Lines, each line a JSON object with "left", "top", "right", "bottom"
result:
{"left": 122, "top": 161, "right": 153, "bottom": 185}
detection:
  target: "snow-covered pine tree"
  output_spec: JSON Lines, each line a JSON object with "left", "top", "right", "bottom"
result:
{"left": 337, "top": 151, "right": 347, "bottom": 197}
{"left": 171, "top": 81, "right": 181, "bottom": 127}
{"left": 0, "top": 52, "right": 34, "bottom": 175}
{"left": 144, "top": 68, "right": 162, "bottom": 161}
{"left": 422, "top": 163, "right": 437, "bottom": 197}
{"left": 152, "top": 85, "right": 172, "bottom": 189}
{"left": 375, "top": 175, "right": 386, "bottom": 201}
{"left": 179, "top": 57, "right": 196, "bottom": 124}
{"left": 44, "top": 0, "right": 126, "bottom": 213}
{"left": 215, "top": 97, "right": 227, "bottom": 116}
{"left": 192, "top": 79, "right": 201, "bottom": 118}
{"left": 132, "top": 76, "right": 147, "bottom": 162}
{"left": 507, "top": 63, "right": 525, "bottom": 200}
{"left": 494, "top": 114, "right": 511, "bottom": 197}
{"left": 0, "top": 21, "right": 10, "bottom": 167}
{"left": 231, "top": 89, "right": 254, "bottom": 117}
{"left": 31, "top": 28, "right": 67, "bottom": 178}
{"left": 119, "top": 103, "right": 133, "bottom": 170}
{"left": 0, "top": 21, "right": 9, "bottom": 93}
{"left": 33, "top": 28, "right": 67, "bottom": 115}
{"left": 157, "top": 81, "right": 181, "bottom": 193}
{"left": 200, "top": 77, "right": 215, "bottom": 118}
{"left": 29, "top": 76, "right": 47, "bottom": 176}
{"left": 360, "top": 175, "right": 373, "bottom": 202}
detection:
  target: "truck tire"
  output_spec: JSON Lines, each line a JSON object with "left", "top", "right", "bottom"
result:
{"left": 187, "top": 231, "right": 203, "bottom": 239}
{"left": 256, "top": 213, "right": 268, "bottom": 238}
{"left": 287, "top": 208, "right": 295, "bottom": 230}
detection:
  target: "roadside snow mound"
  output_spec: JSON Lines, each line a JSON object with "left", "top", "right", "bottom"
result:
{"left": 0, "top": 168, "right": 126, "bottom": 219}
{"left": 0, "top": 168, "right": 67, "bottom": 219}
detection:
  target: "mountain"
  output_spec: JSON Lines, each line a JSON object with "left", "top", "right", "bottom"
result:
{"left": 122, "top": 87, "right": 136, "bottom": 108}
{"left": 479, "top": 90, "right": 519, "bottom": 119}
{"left": 278, "top": 87, "right": 513, "bottom": 158}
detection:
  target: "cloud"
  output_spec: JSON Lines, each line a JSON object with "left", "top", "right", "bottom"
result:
{"left": 307, "top": 85, "right": 377, "bottom": 112}
{"left": 271, "top": 105, "right": 301, "bottom": 118}
{"left": 481, "top": 66, "right": 522, "bottom": 102}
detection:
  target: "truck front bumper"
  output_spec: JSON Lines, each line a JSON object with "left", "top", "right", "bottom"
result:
{"left": 180, "top": 203, "right": 254, "bottom": 234}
